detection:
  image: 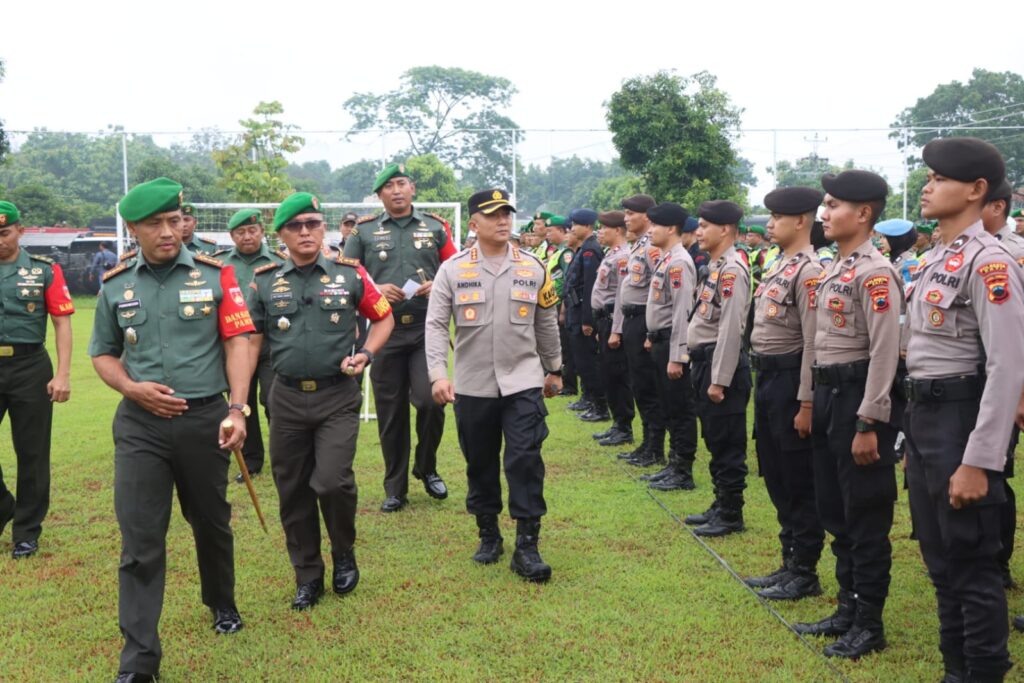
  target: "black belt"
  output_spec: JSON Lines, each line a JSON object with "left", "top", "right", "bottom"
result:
{"left": 751, "top": 352, "right": 802, "bottom": 372}
{"left": 647, "top": 328, "right": 672, "bottom": 343}
{"left": 276, "top": 373, "right": 349, "bottom": 392}
{"left": 395, "top": 310, "right": 426, "bottom": 326}
{"left": 622, "top": 304, "right": 646, "bottom": 318}
{"left": 0, "top": 343, "right": 43, "bottom": 358}
{"left": 184, "top": 394, "right": 224, "bottom": 407}
{"left": 594, "top": 307, "right": 612, "bottom": 320}
{"left": 904, "top": 375, "right": 983, "bottom": 403}
{"left": 690, "top": 343, "right": 717, "bottom": 362}
{"left": 811, "top": 360, "right": 869, "bottom": 386}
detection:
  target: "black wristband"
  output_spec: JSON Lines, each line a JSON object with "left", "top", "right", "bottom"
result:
{"left": 545, "top": 368, "right": 562, "bottom": 377}
{"left": 357, "top": 348, "right": 375, "bottom": 365}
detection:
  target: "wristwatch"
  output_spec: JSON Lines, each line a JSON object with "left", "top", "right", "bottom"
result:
{"left": 357, "top": 348, "right": 375, "bottom": 365}
{"left": 229, "top": 403, "right": 251, "bottom": 417}
{"left": 854, "top": 418, "right": 876, "bottom": 433}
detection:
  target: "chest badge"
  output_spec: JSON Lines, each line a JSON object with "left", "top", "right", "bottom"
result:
{"left": 125, "top": 327, "right": 138, "bottom": 345}
{"left": 929, "top": 308, "right": 945, "bottom": 326}
{"left": 378, "top": 249, "right": 388, "bottom": 261}
{"left": 189, "top": 269, "right": 202, "bottom": 279}
{"left": 201, "top": 304, "right": 212, "bottom": 316}
{"left": 766, "top": 303, "right": 779, "bottom": 318}
{"left": 124, "top": 289, "right": 135, "bottom": 300}
{"left": 330, "top": 312, "right": 340, "bottom": 324}
{"left": 26, "top": 302, "right": 37, "bottom": 313}
{"left": 277, "top": 317, "right": 291, "bottom": 331}
{"left": 320, "top": 275, "right": 331, "bottom": 284}
{"left": 183, "top": 305, "right": 196, "bottom": 317}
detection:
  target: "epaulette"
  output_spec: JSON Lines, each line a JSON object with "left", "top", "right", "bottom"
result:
{"left": 29, "top": 253, "right": 54, "bottom": 264}
{"left": 119, "top": 249, "right": 138, "bottom": 262}
{"left": 336, "top": 256, "right": 362, "bottom": 268}
{"left": 425, "top": 212, "right": 449, "bottom": 225}
{"left": 274, "top": 249, "right": 288, "bottom": 260}
{"left": 199, "top": 236, "right": 219, "bottom": 245}
{"left": 102, "top": 260, "right": 131, "bottom": 282}
{"left": 212, "top": 248, "right": 229, "bottom": 257}
{"left": 356, "top": 214, "right": 378, "bottom": 225}
{"left": 253, "top": 262, "right": 279, "bottom": 276}
{"left": 193, "top": 253, "right": 223, "bottom": 268}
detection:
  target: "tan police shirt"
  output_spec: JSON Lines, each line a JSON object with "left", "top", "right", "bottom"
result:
{"left": 750, "top": 246, "right": 823, "bottom": 402}
{"left": 425, "top": 244, "right": 562, "bottom": 399}
{"left": 996, "top": 223, "right": 1024, "bottom": 267}
{"left": 687, "top": 245, "right": 750, "bottom": 386}
{"left": 645, "top": 242, "right": 696, "bottom": 363}
{"left": 612, "top": 232, "right": 659, "bottom": 334}
{"left": 592, "top": 242, "right": 628, "bottom": 312}
{"left": 905, "top": 220, "right": 1024, "bottom": 471}
{"left": 813, "top": 239, "right": 901, "bottom": 423}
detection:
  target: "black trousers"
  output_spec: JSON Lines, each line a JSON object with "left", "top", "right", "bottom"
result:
{"left": 241, "top": 352, "right": 275, "bottom": 472}
{"left": 596, "top": 315, "right": 634, "bottom": 431}
{"left": 452, "top": 388, "right": 548, "bottom": 520}
{"left": 113, "top": 397, "right": 234, "bottom": 676}
{"left": 754, "top": 364, "right": 824, "bottom": 567}
{"left": 998, "top": 427, "right": 1018, "bottom": 572}
{"left": 622, "top": 313, "right": 665, "bottom": 443}
{"left": 559, "top": 322, "right": 578, "bottom": 393}
{"left": 569, "top": 326, "right": 604, "bottom": 403}
{"left": 369, "top": 323, "right": 445, "bottom": 498}
{"left": 650, "top": 340, "right": 697, "bottom": 464}
{"left": 906, "top": 398, "right": 1010, "bottom": 678}
{"left": 269, "top": 377, "right": 361, "bottom": 585}
{"left": 691, "top": 352, "right": 750, "bottom": 500}
{"left": 811, "top": 378, "right": 896, "bottom": 607}
{"left": 0, "top": 349, "right": 53, "bottom": 543}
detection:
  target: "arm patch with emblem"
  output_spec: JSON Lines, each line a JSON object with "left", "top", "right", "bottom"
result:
{"left": 538, "top": 274, "right": 559, "bottom": 309}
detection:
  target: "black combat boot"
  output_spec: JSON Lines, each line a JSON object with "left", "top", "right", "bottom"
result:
{"left": 940, "top": 652, "right": 965, "bottom": 683}
{"left": 649, "top": 455, "right": 696, "bottom": 491}
{"left": 793, "top": 589, "right": 855, "bottom": 636}
{"left": 472, "top": 514, "right": 504, "bottom": 564}
{"left": 693, "top": 495, "right": 744, "bottom": 537}
{"left": 510, "top": 518, "right": 552, "bottom": 583}
{"left": 823, "top": 599, "right": 886, "bottom": 658}
{"left": 628, "top": 429, "right": 665, "bottom": 467}
{"left": 639, "top": 449, "right": 675, "bottom": 481}
{"left": 685, "top": 497, "right": 720, "bottom": 526}
{"left": 758, "top": 562, "right": 822, "bottom": 601}
{"left": 744, "top": 551, "right": 793, "bottom": 589}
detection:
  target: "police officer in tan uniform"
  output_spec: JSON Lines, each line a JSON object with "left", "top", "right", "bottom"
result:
{"left": 744, "top": 187, "right": 827, "bottom": 601}
{"left": 609, "top": 195, "right": 666, "bottom": 467}
{"left": 642, "top": 202, "right": 698, "bottom": 492}
{"left": 426, "top": 189, "right": 562, "bottom": 583}
{"left": 905, "top": 138, "right": 1024, "bottom": 683}
{"left": 683, "top": 201, "right": 752, "bottom": 537}
{"left": 793, "top": 170, "right": 902, "bottom": 660}
{"left": 590, "top": 211, "right": 635, "bottom": 447}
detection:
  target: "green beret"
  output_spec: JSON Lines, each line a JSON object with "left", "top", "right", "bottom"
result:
{"left": 748, "top": 225, "right": 766, "bottom": 236}
{"left": 915, "top": 220, "right": 937, "bottom": 235}
{"left": 737, "top": 223, "right": 748, "bottom": 234}
{"left": 545, "top": 215, "right": 567, "bottom": 228}
{"left": 181, "top": 203, "right": 195, "bottom": 217}
{"left": 119, "top": 177, "right": 183, "bottom": 223}
{"left": 520, "top": 223, "right": 533, "bottom": 234}
{"left": 1012, "top": 209, "right": 1023, "bottom": 219}
{"left": 228, "top": 208, "right": 263, "bottom": 231}
{"left": 533, "top": 211, "right": 553, "bottom": 221}
{"left": 372, "top": 162, "right": 410, "bottom": 194}
{"left": 0, "top": 201, "right": 20, "bottom": 227}
{"left": 273, "top": 192, "right": 322, "bottom": 232}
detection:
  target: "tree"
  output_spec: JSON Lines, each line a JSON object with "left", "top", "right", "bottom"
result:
{"left": 0, "top": 58, "right": 9, "bottom": 164}
{"left": 517, "top": 157, "right": 637, "bottom": 215}
{"left": 588, "top": 174, "right": 647, "bottom": 212}
{"left": 131, "top": 156, "right": 228, "bottom": 204}
{"left": 404, "top": 154, "right": 465, "bottom": 203}
{"left": 2, "top": 182, "right": 101, "bottom": 226}
{"left": 606, "top": 70, "right": 746, "bottom": 209}
{"left": 344, "top": 66, "right": 519, "bottom": 188}
{"left": 769, "top": 155, "right": 851, "bottom": 190}
{"left": 892, "top": 69, "right": 1024, "bottom": 185}
{"left": 213, "top": 101, "right": 304, "bottom": 202}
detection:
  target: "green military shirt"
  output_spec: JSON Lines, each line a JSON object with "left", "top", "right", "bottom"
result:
{"left": 248, "top": 253, "right": 392, "bottom": 379}
{"left": 184, "top": 235, "right": 220, "bottom": 255}
{"left": 342, "top": 208, "right": 452, "bottom": 324}
{"left": 546, "top": 245, "right": 574, "bottom": 301}
{"left": 0, "top": 249, "right": 75, "bottom": 344}
{"left": 214, "top": 243, "right": 286, "bottom": 287}
{"left": 88, "top": 247, "right": 255, "bottom": 398}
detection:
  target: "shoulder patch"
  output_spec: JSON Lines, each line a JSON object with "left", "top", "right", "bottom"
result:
{"left": 119, "top": 249, "right": 138, "bottom": 262}
{"left": 253, "top": 262, "right": 279, "bottom": 276}
{"left": 102, "top": 261, "right": 130, "bottom": 282}
{"left": 212, "top": 248, "right": 229, "bottom": 257}
{"left": 426, "top": 212, "right": 448, "bottom": 225}
{"left": 28, "top": 253, "right": 54, "bottom": 264}
{"left": 336, "top": 256, "right": 361, "bottom": 267}
{"left": 274, "top": 249, "right": 288, "bottom": 260}
{"left": 193, "top": 253, "right": 223, "bottom": 268}
{"left": 199, "top": 236, "right": 218, "bottom": 245}
{"left": 356, "top": 214, "right": 378, "bottom": 225}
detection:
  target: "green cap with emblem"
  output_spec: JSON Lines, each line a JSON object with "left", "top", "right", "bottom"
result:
{"left": 372, "top": 162, "right": 411, "bottom": 194}
{"left": 915, "top": 219, "right": 937, "bottom": 235}
{"left": 545, "top": 215, "right": 567, "bottom": 228}
{"left": 533, "top": 211, "right": 553, "bottom": 221}
{"left": 118, "top": 177, "right": 184, "bottom": 222}
{"left": 748, "top": 225, "right": 766, "bottom": 236}
{"left": 228, "top": 208, "right": 263, "bottom": 231}
{"left": 181, "top": 202, "right": 195, "bottom": 216}
{"left": 1012, "top": 209, "right": 1022, "bottom": 219}
{"left": 273, "top": 192, "right": 322, "bottom": 231}
{"left": 0, "top": 200, "right": 20, "bottom": 227}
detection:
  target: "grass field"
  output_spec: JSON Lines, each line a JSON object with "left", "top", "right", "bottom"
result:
{"left": 2, "top": 297, "right": 1023, "bottom": 682}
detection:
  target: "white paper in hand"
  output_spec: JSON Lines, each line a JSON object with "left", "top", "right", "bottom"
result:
{"left": 401, "top": 278, "right": 421, "bottom": 299}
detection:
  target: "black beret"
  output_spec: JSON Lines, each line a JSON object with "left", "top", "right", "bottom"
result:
{"left": 821, "top": 170, "right": 889, "bottom": 203}
{"left": 646, "top": 202, "right": 689, "bottom": 228}
{"left": 923, "top": 137, "right": 1005, "bottom": 186}
{"left": 598, "top": 210, "right": 626, "bottom": 228}
{"left": 764, "top": 186, "right": 824, "bottom": 215}
{"left": 621, "top": 194, "right": 656, "bottom": 212}
{"left": 698, "top": 200, "right": 743, "bottom": 226}
{"left": 986, "top": 178, "right": 1013, "bottom": 204}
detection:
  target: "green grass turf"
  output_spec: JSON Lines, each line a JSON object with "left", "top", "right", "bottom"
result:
{"left": 1, "top": 296, "right": 1023, "bottom": 681}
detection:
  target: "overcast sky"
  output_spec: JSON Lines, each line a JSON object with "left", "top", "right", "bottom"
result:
{"left": 3, "top": 0, "right": 1021, "bottom": 206}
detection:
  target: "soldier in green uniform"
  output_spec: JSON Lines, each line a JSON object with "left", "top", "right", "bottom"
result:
{"left": 181, "top": 203, "right": 219, "bottom": 255}
{"left": 89, "top": 178, "right": 255, "bottom": 683}
{"left": 545, "top": 216, "right": 578, "bottom": 399}
{"left": 249, "top": 192, "right": 394, "bottom": 610}
{"left": 0, "top": 200, "right": 74, "bottom": 560}
{"left": 214, "top": 209, "right": 286, "bottom": 480}
{"left": 343, "top": 163, "right": 455, "bottom": 512}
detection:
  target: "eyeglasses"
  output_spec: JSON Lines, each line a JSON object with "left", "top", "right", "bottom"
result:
{"left": 281, "top": 219, "right": 325, "bottom": 232}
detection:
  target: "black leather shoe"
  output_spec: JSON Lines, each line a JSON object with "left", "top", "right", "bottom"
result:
{"left": 557, "top": 388, "right": 578, "bottom": 397}
{"left": 626, "top": 451, "right": 664, "bottom": 468}
{"left": 0, "top": 495, "right": 14, "bottom": 537}
{"left": 579, "top": 409, "right": 611, "bottom": 423}
{"left": 510, "top": 518, "right": 551, "bottom": 583}
{"left": 744, "top": 564, "right": 791, "bottom": 589}
{"left": 640, "top": 465, "right": 673, "bottom": 482}
{"left": 333, "top": 549, "right": 359, "bottom": 595}
{"left": 1014, "top": 615, "right": 1024, "bottom": 632}
{"left": 419, "top": 473, "right": 448, "bottom": 500}
{"left": 684, "top": 502, "right": 719, "bottom": 526}
{"left": 617, "top": 444, "right": 646, "bottom": 460}
{"left": 211, "top": 606, "right": 243, "bottom": 634}
{"left": 692, "top": 508, "right": 744, "bottom": 537}
{"left": 473, "top": 514, "right": 504, "bottom": 564}
{"left": 12, "top": 540, "right": 38, "bottom": 559}
{"left": 648, "top": 471, "right": 696, "bottom": 491}
{"left": 793, "top": 591, "right": 855, "bottom": 636}
{"left": 823, "top": 625, "right": 886, "bottom": 658}
{"left": 291, "top": 578, "right": 324, "bottom": 610}
{"left": 592, "top": 428, "right": 615, "bottom": 440}
{"left": 599, "top": 430, "right": 634, "bottom": 447}
{"left": 758, "top": 571, "right": 822, "bottom": 601}
{"left": 234, "top": 468, "right": 261, "bottom": 484}
{"left": 567, "top": 399, "right": 592, "bottom": 412}
{"left": 380, "top": 496, "right": 408, "bottom": 513}
{"left": 114, "top": 673, "right": 157, "bottom": 682}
